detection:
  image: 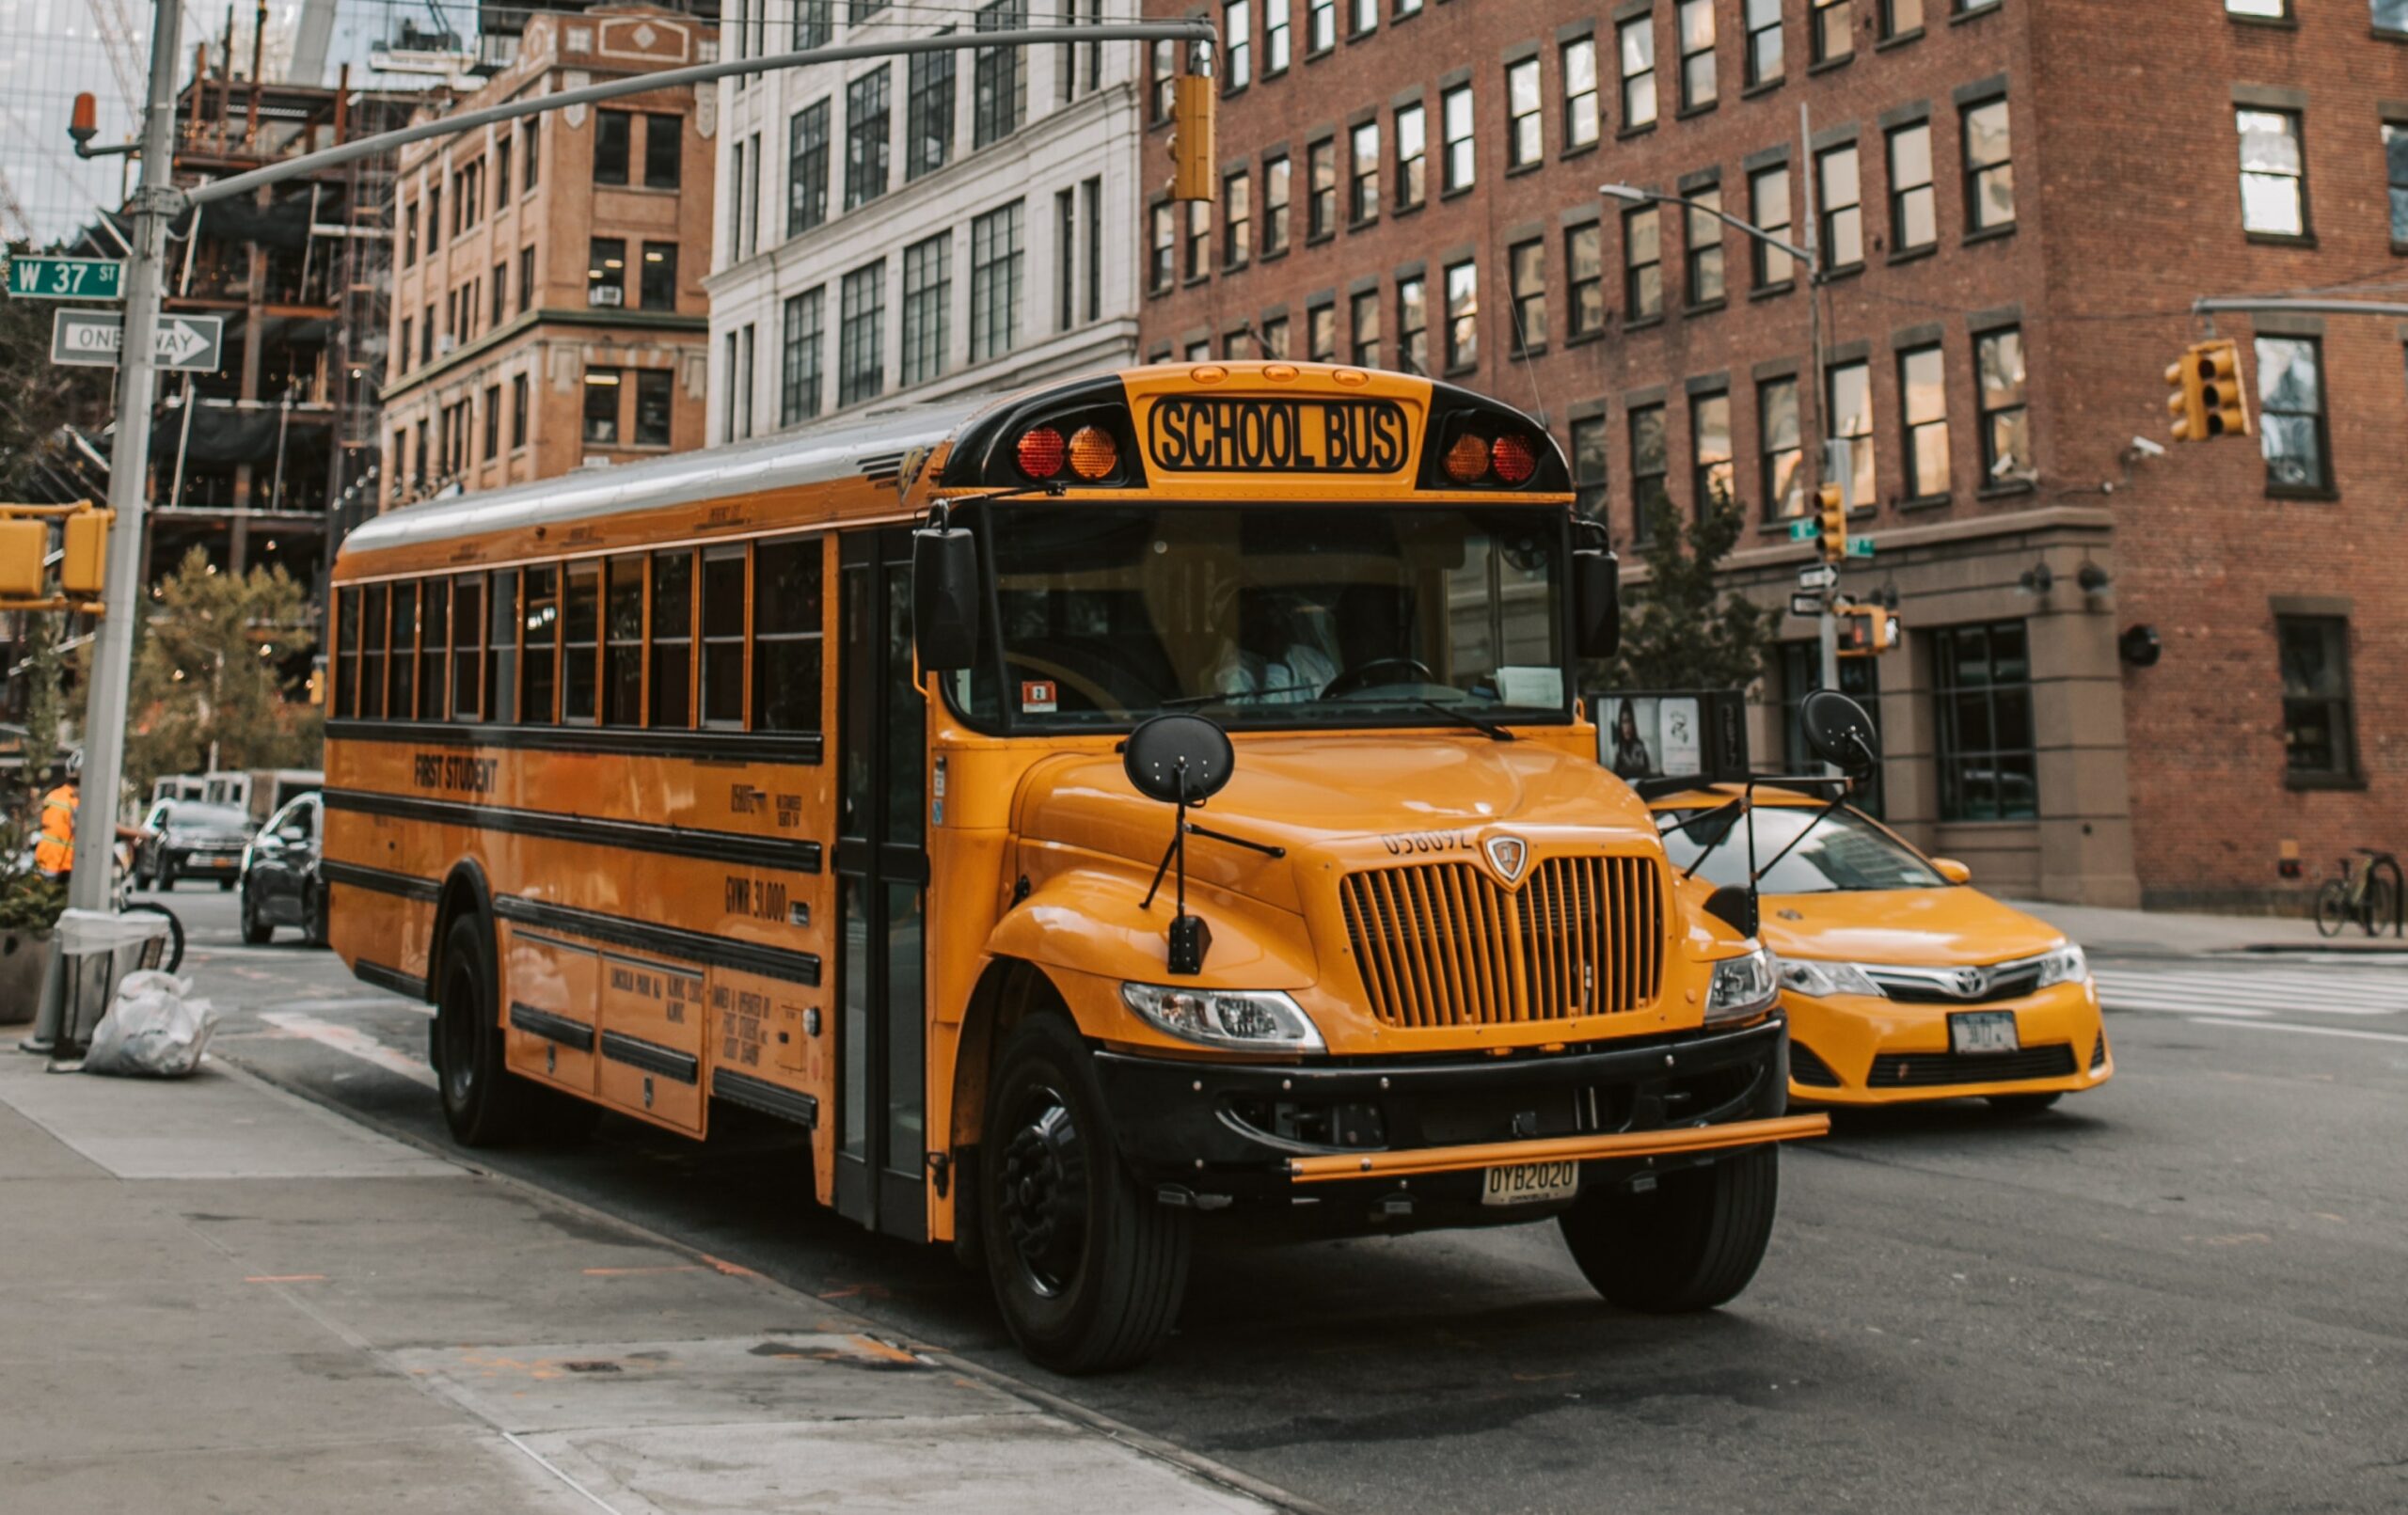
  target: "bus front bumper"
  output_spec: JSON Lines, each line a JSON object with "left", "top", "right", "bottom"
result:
{"left": 1090, "top": 1016, "right": 1825, "bottom": 1214}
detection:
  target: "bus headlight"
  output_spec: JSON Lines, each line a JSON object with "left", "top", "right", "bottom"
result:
{"left": 1119, "top": 983, "right": 1326, "bottom": 1053}
{"left": 2032, "top": 943, "right": 2089, "bottom": 988}
{"left": 1704, "top": 947, "right": 1780, "bottom": 1024}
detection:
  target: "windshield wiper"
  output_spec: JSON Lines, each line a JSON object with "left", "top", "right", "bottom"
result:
{"left": 1414, "top": 698, "right": 1516, "bottom": 742}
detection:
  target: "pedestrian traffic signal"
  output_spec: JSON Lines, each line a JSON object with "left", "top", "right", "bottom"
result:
{"left": 60, "top": 506, "right": 112, "bottom": 596}
{"left": 1168, "top": 73, "right": 1216, "bottom": 202}
{"left": 1816, "top": 483, "right": 1846, "bottom": 562}
{"left": 2166, "top": 339, "right": 2251, "bottom": 442}
{"left": 1835, "top": 604, "right": 1898, "bottom": 657}
{"left": 0, "top": 519, "right": 43, "bottom": 598}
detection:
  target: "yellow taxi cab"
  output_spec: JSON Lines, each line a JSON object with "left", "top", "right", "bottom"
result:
{"left": 1645, "top": 784, "right": 2111, "bottom": 1113}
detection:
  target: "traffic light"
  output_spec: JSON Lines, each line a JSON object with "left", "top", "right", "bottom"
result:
{"left": 2167, "top": 339, "right": 2251, "bottom": 442}
{"left": 60, "top": 506, "right": 112, "bottom": 596}
{"left": 1168, "top": 73, "right": 1216, "bottom": 202}
{"left": 1835, "top": 604, "right": 1899, "bottom": 658}
{"left": 0, "top": 519, "right": 42, "bottom": 599}
{"left": 1815, "top": 483, "right": 1846, "bottom": 562}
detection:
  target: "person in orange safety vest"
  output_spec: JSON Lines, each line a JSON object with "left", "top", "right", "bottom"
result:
{"left": 32, "top": 771, "right": 78, "bottom": 878}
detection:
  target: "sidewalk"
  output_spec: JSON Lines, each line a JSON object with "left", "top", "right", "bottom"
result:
{"left": 0, "top": 1052, "right": 1289, "bottom": 1515}
{"left": 2008, "top": 898, "right": 2407, "bottom": 958}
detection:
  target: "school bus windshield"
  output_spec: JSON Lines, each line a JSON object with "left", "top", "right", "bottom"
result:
{"left": 950, "top": 501, "right": 1569, "bottom": 729}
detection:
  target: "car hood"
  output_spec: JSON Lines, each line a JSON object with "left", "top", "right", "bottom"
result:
{"left": 1755, "top": 885, "right": 2065, "bottom": 968}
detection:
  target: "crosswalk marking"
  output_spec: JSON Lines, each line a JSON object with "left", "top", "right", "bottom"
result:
{"left": 2094, "top": 966, "right": 2406, "bottom": 1019}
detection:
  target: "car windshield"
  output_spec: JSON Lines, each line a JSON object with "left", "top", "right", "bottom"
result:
{"left": 168, "top": 803, "right": 251, "bottom": 832}
{"left": 1657, "top": 803, "right": 1945, "bottom": 893}
{"left": 949, "top": 502, "right": 1567, "bottom": 730}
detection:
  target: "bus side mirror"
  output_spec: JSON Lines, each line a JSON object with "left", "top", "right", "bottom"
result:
{"left": 911, "top": 509, "right": 981, "bottom": 673}
{"left": 1799, "top": 689, "right": 1881, "bottom": 777}
{"left": 1572, "top": 521, "right": 1618, "bottom": 660}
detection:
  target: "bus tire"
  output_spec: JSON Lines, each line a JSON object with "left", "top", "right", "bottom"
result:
{"left": 435, "top": 913, "right": 533, "bottom": 1147}
{"left": 980, "top": 1014, "right": 1190, "bottom": 1374}
{"left": 1558, "top": 1145, "right": 1779, "bottom": 1314}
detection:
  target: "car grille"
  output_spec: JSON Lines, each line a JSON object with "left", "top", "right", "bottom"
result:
{"left": 1789, "top": 1041, "right": 1844, "bottom": 1088}
{"left": 1339, "top": 855, "right": 1663, "bottom": 1030}
{"left": 1865, "top": 1043, "right": 2078, "bottom": 1088}
{"left": 1867, "top": 965, "right": 2045, "bottom": 1004}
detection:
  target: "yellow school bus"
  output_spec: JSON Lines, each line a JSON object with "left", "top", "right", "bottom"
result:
{"left": 324, "top": 362, "right": 1825, "bottom": 1372}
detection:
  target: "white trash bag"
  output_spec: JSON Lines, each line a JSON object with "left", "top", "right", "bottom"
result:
{"left": 82, "top": 970, "right": 219, "bottom": 1078}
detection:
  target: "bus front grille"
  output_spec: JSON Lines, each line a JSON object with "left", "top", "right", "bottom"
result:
{"left": 1339, "top": 856, "right": 1664, "bottom": 1029}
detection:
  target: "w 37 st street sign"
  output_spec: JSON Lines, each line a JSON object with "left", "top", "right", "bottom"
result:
{"left": 49, "top": 308, "right": 223, "bottom": 373}
{"left": 7, "top": 256, "right": 125, "bottom": 300}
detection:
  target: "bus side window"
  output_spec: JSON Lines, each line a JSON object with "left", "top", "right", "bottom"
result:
{"left": 700, "top": 545, "right": 747, "bottom": 727}
{"left": 420, "top": 577, "right": 450, "bottom": 721}
{"left": 391, "top": 581, "right": 420, "bottom": 720}
{"left": 562, "top": 560, "right": 601, "bottom": 724}
{"left": 488, "top": 568, "right": 519, "bottom": 723}
{"left": 604, "top": 555, "right": 644, "bottom": 725}
{"left": 335, "top": 587, "right": 359, "bottom": 720}
{"left": 360, "top": 582, "right": 388, "bottom": 718}
{"left": 452, "top": 574, "right": 484, "bottom": 721}
{"left": 650, "top": 551, "right": 695, "bottom": 727}
{"left": 752, "top": 535, "right": 823, "bottom": 733}
{"left": 522, "top": 565, "right": 559, "bottom": 723}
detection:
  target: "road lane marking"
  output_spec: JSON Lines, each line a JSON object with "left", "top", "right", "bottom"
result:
{"left": 2185, "top": 1015, "right": 2408, "bottom": 1045}
{"left": 257, "top": 1011, "right": 437, "bottom": 1087}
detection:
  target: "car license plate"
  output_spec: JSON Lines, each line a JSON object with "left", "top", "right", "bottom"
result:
{"left": 200, "top": 855, "right": 235, "bottom": 870}
{"left": 1480, "top": 1159, "right": 1580, "bottom": 1207}
{"left": 1950, "top": 1010, "right": 2020, "bottom": 1054}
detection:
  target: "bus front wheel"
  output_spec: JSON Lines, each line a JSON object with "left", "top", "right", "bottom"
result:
{"left": 980, "top": 1014, "right": 1190, "bottom": 1374}
{"left": 435, "top": 914, "right": 533, "bottom": 1147}
{"left": 1558, "top": 1145, "right": 1780, "bottom": 1313}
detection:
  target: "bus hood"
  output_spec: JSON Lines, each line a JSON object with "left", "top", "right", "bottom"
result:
{"left": 1013, "top": 734, "right": 1663, "bottom": 905}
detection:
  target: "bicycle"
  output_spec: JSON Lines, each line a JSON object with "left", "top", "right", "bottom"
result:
{"left": 111, "top": 842, "right": 185, "bottom": 973}
{"left": 2313, "top": 847, "right": 2402, "bottom": 939}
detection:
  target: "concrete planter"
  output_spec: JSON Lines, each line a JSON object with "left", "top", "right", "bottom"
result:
{"left": 1, "top": 928, "right": 54, "bottom": 1024}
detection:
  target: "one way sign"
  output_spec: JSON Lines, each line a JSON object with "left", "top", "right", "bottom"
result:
{"left": 49, "top": 308, "right": 224, "bottom": 372}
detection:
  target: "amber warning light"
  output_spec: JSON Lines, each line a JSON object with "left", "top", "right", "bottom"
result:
{"left": 69, "top": 92, "right": 97, "bottom": 147}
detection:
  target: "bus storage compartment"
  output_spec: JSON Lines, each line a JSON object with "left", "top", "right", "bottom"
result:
{"left": 596, "top": 950, "right": 707, "bottom": 1133}
{"left": 502, "top": 927, "right": 599, "bottom": 1096}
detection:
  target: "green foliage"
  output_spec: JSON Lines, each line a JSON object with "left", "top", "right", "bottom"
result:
{"left": 1593, "top": 489, "right": 1776, "bottom": 694}
{"left": 0, "top": 810, "right": 64, "bottom": 933}
{"left": 125, "top": 548, "right": 324, "bottom": 797}
{"left": 0, "top": 242, "right": 112, "bottom": 501}
{"left": 16, "top": 609, "right": 68, "bottom": 781}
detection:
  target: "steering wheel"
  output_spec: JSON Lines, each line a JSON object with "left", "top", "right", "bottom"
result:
{"left": 1320, "top": 655, "right": 1437, "bottom": 700}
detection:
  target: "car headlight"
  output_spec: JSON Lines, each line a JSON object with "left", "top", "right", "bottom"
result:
{"left": 1775, "top": 956, "right": 1884, "bottom": 999}
{"left": 1704, "top": 947, "right": 1780, "bottom": 1024}
{"left": 1120, "top": 983, "right": 1326, "bottom": 1052}
{"left": 2032, "top": 943, "right": 2088, "bottom": 988}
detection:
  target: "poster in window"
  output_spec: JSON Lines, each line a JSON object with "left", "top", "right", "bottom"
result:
{"left": 1601, "top": 694, "right": 1702, "bottom": 780}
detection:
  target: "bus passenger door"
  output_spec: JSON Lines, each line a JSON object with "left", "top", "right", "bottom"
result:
{"left": 833, "top": 529, "right": 929, "bottom": 1241}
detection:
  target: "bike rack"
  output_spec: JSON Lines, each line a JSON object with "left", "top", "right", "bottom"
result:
{"left": 2372, "top": 853, "right": 2405, "bottom": 939}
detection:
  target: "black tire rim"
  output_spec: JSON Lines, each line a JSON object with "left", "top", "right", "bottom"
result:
{"left": 440, "top": 954, "right": 480, "bottom": 1110}
{"left": 996, "top": 1082, "right": 1090, "bottom": 1300}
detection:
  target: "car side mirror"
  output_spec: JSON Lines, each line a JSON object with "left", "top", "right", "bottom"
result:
{"left": 1930, "top": 857, "right": 1972, "bottom": 886}
{"left": 911, "top": 507, "right": 981, "bottom": 674}
{"left": 1572, "top": 518, "right": 1619, "bottom": 660}
{"left": 1798, "top": 689, "right": 1880, "bottom": 776}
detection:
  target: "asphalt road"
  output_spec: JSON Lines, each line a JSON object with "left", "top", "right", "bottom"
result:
{"left": 155, "top": 885, "right": 2408, "bottom": 1515}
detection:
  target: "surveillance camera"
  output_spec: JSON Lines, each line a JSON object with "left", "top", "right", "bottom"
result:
{"left": 2129, "top": 435, "right": 2166, "bottom": 458}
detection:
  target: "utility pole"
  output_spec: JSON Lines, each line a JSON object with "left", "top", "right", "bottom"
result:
{"left": 1798, "top": 101, "right": 1838, "bottom": 706}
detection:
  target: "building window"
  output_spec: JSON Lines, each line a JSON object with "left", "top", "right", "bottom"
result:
{"left": 796, "top": 0, "right": 832, "bottom": 46}
{"left": 1395, "top": 103, "right": 1427, "bottom": 210}
{"left": 737, "top": 324, "right": 756, "bottom": 439}
{"left": 521, "top": 118, "right": 539, "bottom": 191}
{"left": 1899, "top": 344, "right": 1950, "bottom": 498}
{"left": 583, "top": 370, "right": 621, "bottom": 444}
{"left": 845, "top": 69, "right": 892, "bottom": 210}
{"left": 1443, "top": 258, "right": 1477, "bottom": 371}
{"left": 2384, "top": 122, "right": 2408, "bottom": 244}
{"left": 1441, "top": 84, "right": 1475, "bottom": 192}
{"left": 403, "top": 201, "right": 418, "bottom": 266}
{"left": 1567, "top": 223, "right": 1604, "bottom": 339}
{"left": 594, "top": 110, "right": 631, "bottom": 184}
{"left": 2382, "top": 0, "right": 2408, "bottom": 33}
{"left": 1307, "top": 0, "right": 1335, "bottom": 54}
{"left": 1149, "top": 39, "right": 1176, "bottom": 122}
{"left": 901, "top": 231, "right": 951, "bottom": 387}
{"left": 1745, "top": 0, "right": 1782, "bottom": 85}
{"left": 1224, "top": 0, "right": 1251, "bottom": 88}
{"left": 518, "top": 245, "right": 534, "bottom": 314}
{"left": 974, "top": 0, "right": 1029, "bottom": 148}
{"left": 1685, "top": 187, "right": 1725, "bottom": 305}
{"left": 643, "top": 114, "right": 681, "bottom": 188}
{"left": 2237, "top": 108, "right": 2306, "bottom": 237}
{"left": 1506, "top": 58, "right": 1543, "bottom": 168}
{"left": 2278, "top": 615, "right": 2357, "bottom": 778}
{"left": 1812, "top": 0, "right": 1852, "bottom": 63}
{"left": 1759, "top": 376, "right": 1804, "bottom": 519}
{"left": 1262, "top": 154, "right": 1291, "bottom": 255}
{"left": 1350, "top": 119, "right": 1381, "bottom": 223}
{"left": 1888, "top": 122, "right": 1935, "bottom": 253}
{"left": 1563, "top": 38, "right": 1600, "bottom": 150}
{"left": 1884, "top": 0, "right": 1924, "bottom": 36}
{"left": 839, "top": 260, "right": 885, "bottom": 406}
{"left": 1678, "top": 0, "right": 1716, "bottom": 111}
{"left": 1976, "top": 326, "right": 2031, "bottom": 485}
{"left": 1267, "top": 0, "right": 1291, "bottom": 71}
{"left": 906, "top": 48, "right": 955, "bottom": 181}
{"left": 397, "top": 317, "right": 412, "bottom": 375}
{"left": 1184, "top": 199, "right": 1210, "bottom": 279}
{"left": 1308, "top": 137, "right": 1338, "bottom": 237}
{"left": 1570, "top": 414, "right": 1608, "bottom": 518}
{"left": 1396, "top": 276, "right": 1425, "bottom": 372}
{"left": 510, "top": 372, "right": 528, "bottom": 450}
{"left": 1828, "top": 358, "right": 1875, "bottom": 508}
{"left": 1223, "top": 170, "right": 1252, "bottom": 266}
{"left": 1628, "top": 403, "right": 1669, "bottom": 544}
{"left": 1260, "top": 312, "right": 1290, "bottom": 356}
{"left": 1817, "top": 143, "right": 1862, "bottom": 268}
{"left": 1308, "top": 301, "right": 1337, "bottom": 362}
{"left": 747, "top": 131, "right": 764, "bottom": 257}
{"left": 1962, "top": 97, "right": 2014, "bottom": 230}
{"left": 1509, "top": 238, "right": 1545, "bottom": 352}
{"left": 2225, "top": 0, "right": 2286, "bottom": 15}
{"left": 1692, "top": 391, "right": 1734, "bottom": 513}
{"left": 426, "top": 184, "right": 439, "bottom": 250}
{"left": 483, "top": 383, "right": 500, "bottom": 462}
{"left": 782, "top": 288, "right": 824, "bottom": 425}
{"left": 1149, "top": 201, "right": 1175, "bottom": 292}
{"left": 1623, "top": 204, "right": 1661, "bottom": 321}
{"left": 2255, "top": 334, "right": 2326, "bottom": 492}
{"left": 1350, "top": 287, "right": 1381, "bottom": 367}
{"left": 1350, "top": 0, "right": 1375, "bottom": 34}
{"left": 971, "top": 200, "right": 1024, "bottom": 362}
{"left": 1934, "top": 622, "right": 2036, "bottom": 822}
{"left": 1619, "top": 17, "right": 1656, "bottom": 130}
{"left": 588, "top": 236, "right": 626, "bottom": 308}
{"left": 1083, "top": 176, "right": 1102, "bottom": 321}
{"left": 635, "top": 369, "right": 673, "bottom": 448}
{"left": 640, "top": 243, "right": 677, "bottom": 310}
{"left": 490, "top": 261, "right": 507, "bottom": 325}
{"left": 1750, "top": 163, "right": 1795, "bottom": 285}
{"left": 785, "top": 103, "right": 830, "bottom": 237}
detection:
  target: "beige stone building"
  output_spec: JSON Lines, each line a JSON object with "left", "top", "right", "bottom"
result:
{"left": 380, "top": 6, "right": 718, "bottom": 507}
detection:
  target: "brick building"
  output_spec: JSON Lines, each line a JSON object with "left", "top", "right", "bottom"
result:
{"left": 1136, "top": 0, "right": 2406, "bottom": 910}
{"left": 380, "top": 6, "right": 717, "bottom": 509}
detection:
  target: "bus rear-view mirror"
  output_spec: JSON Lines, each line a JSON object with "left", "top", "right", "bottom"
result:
{"left": 1799, "top": 689, "right": 1881, "bottom": 776}
{"left": 1572, "top": 520, "right": 1619, "bottom": 660}
{"left": 911, "top": 511, "right": 981, "bottom": 673}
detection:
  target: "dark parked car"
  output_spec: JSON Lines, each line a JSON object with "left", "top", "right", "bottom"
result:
{"left": 240, "top": 793, "right": 326, "bottom": 945}
{"left": 134, "top": 799, "right": 252, "bottom": 891}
